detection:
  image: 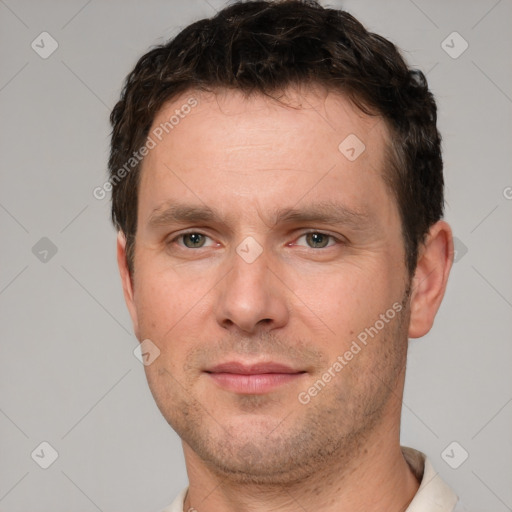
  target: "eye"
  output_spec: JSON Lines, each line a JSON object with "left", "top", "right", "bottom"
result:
{"left": 170, "top": 232, "right": 216, "bottom": 249}
{"left": 294, "top": 231, "right": 340, "bottom": 249}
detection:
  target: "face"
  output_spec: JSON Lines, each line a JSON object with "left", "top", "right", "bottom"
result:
{"left": 119, "top": 87, "right": 417, "bottom": 483}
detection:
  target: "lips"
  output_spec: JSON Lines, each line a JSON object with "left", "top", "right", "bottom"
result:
{"left": 207, "top": 361, "right": 301, "bottom": 374}
{"left": 205, "top": 361, "right": 306, "bottom": 394}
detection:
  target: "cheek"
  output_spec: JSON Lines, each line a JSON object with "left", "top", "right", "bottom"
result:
{"left": 132, "top": 267, "right": 213, "bottom": 360}
{"left": 288, "top": 262, "right": 392, "bottom": 340}
{"left": 133, "top": 270, "right": 183, "bottom": 351}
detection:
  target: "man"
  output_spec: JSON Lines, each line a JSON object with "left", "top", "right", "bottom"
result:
{"left": 109, "top": 1, "right": 461, "bottom": 510}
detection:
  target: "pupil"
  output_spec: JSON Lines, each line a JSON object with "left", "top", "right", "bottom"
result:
{"left": 309, "top": 233, "right": 327, "bottom": 248}
{"left": 187, "top": 233, "right": 203, "bottom": 247}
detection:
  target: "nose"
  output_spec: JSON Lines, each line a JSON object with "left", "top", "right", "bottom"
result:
{"left": 215, "top": 245, "right": 289, "bottom": 335}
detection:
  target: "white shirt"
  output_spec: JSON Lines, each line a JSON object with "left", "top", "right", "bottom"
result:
{"left": 160, "top": 447, "right": 466, "bottom": 512}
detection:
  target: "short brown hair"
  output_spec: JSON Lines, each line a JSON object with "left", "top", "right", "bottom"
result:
{"left": 109, "top": 0, "right": 444, "bottom": 277}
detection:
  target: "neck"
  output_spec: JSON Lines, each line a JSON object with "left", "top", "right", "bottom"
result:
{"left": 182, "top": 426, "right": 420, "bottom": 512}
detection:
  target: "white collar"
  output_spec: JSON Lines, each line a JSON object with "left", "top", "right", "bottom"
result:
{"left": 402, "top": 446, "right": 459, "bottom": 511}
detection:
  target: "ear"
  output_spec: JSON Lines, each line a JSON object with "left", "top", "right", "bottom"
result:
{"left": 116, "top": 231, "right": 140, "bottom": 338}
{"left": 408, "top": 220, "right": 454, "bottom": 339}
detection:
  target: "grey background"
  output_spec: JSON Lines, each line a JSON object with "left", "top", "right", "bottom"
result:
{"left": 0, "top": 0, "right": 511, "bottom": 511}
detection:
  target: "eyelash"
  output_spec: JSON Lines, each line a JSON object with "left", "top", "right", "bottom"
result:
{"left": 168, "top": 230, "right": 343, "bottom": 250}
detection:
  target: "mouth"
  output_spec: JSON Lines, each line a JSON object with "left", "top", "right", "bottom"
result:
{"left": 204, "top": 361, "right": 307, "bottom": 394}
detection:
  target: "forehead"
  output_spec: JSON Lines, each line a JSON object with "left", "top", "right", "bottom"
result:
{"left": 147, "top": 86, "right": 388, "bottom": 158}
{"left": 138, "top": 86, "right": 394, "bottom": 226}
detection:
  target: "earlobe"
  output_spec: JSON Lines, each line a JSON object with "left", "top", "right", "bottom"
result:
{"left": 408, "top": 221, "right": 454, "bottom": 339}
{"left": 116, "top": 231, "right": 139, "bottom": 338}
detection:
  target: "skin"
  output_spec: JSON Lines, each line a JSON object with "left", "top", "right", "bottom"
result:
{"left": 117, "top": 86, "right": 453, "bottom": 512}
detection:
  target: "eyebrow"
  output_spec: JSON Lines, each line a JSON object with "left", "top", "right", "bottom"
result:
{"left": 147, "top": 200, "right": 373, "bottom": 231}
